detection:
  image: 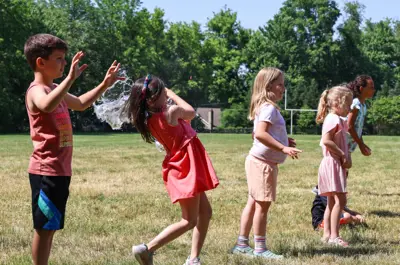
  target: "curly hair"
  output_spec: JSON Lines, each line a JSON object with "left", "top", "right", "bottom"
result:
{"left": 346, "top": 75, "right": 372, "bottom": 98}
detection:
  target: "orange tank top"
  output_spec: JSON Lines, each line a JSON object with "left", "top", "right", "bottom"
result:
{"left": 26, "top": 82, "right": 73, "bottom": 176}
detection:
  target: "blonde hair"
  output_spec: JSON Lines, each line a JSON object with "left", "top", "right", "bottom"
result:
{"left": 248, "top": 67, "right": 283, "bottom": 120}
{"left": 316, "top": 86, "right": 353, "bottom": 124}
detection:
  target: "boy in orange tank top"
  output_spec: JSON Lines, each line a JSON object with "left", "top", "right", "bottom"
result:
{"left": 24, "top": 33, "right": 123, "bottom": 265}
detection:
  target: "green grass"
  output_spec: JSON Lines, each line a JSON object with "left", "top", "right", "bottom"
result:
{"left": 0, "top": 134, "right": 399, "bottom": 265}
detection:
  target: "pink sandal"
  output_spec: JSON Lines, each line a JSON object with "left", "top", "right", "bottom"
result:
{"left": 328, "top": 237, "right": 349, "bottom": 247}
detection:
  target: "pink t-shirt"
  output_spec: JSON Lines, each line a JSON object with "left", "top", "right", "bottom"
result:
{"left": 320, "top": 113, "right": 349, "bottom": 161}
{"left": 249, "top": 103, "right": 288, "bottom": 164}
{"left": 26, "top": 82, "right": 73, "bottom": 176}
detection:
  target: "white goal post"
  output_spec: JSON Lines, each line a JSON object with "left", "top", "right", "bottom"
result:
{"left": 284, "top": 90, "right": 318, "bottom": 135}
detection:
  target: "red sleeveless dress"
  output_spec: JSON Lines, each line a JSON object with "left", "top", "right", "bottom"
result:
{"left": 147, "top": 112, "right": 219, "bottom": 203}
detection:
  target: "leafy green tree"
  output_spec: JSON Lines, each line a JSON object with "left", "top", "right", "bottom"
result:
{"left": 368, "top": 96, "right": 400, "bottom": 134}
{"left": 361, "top": 19, "right": 399, "bottom": 96}
{"left": 0, "top": 0, "right": 48, "bottom": 131}
{"left": 204, "top": 7, "right": 251, "bottom": 105}
{"left": 245, "top": 0, "right": 341, "bottom": 108}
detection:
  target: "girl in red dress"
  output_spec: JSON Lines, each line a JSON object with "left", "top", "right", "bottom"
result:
{"left": 126, "top": 75, "right": 219, "bottom": 265}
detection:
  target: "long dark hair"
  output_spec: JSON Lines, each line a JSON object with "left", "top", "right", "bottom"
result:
{"left": 346, "top": 75, "right": 372, "bottom": 98}
{"left": 123, "top": 75, "right": 165, "bottom": 143}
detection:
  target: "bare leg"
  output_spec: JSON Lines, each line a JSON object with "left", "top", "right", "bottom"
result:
{"left": 330, "top": 193, "right": 347, "bottom": 239}
{"left": 147, "top": 195, "right": 200, "bottom": 252}
{"left": 323, "top": 195, "right": 334, "bottom": 240}
{"left": 238, "top": 195, "right": 256, "bottom": 237}
{"left": 252, "top": 201, "right": 271, "bottom": 237}
{"left": 190, "top": 192, "right": 212, "bottom": 259}
{"left": 32, "top": 229, "right": 56, "bottom": 265}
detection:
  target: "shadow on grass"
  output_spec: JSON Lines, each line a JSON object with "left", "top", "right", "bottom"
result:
{"left": 357, "top": 236, "right": 400, "bottom": 246}
{"left": 286, "top": 245, "right": 389, "bottom": 258}
{"left": 370, "top": 210, "right": 400, "bottom": 218}
{"left": 364, "top": 191, "right": 400, "bottom": 197}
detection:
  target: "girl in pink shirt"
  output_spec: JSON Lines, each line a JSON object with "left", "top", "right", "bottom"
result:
{"left": 315, "top": 86, "right": 353, "bottom": 247}
{"left": 231, "top": 67, "right": 301, "bottom": 260}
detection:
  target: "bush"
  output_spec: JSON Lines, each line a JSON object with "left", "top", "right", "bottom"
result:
{"left": 220, "top": 104, "right": 252, "bottom": 128}
{"left": 297, "top": 106, "right": 318, "bottom": 134}
{"left": 368, "top": 96, "right": 400, "bottom": 135}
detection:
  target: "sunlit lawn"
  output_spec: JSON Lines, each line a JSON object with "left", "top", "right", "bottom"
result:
{"left": 1, "top": 134, "right": 399, "bottom": 265}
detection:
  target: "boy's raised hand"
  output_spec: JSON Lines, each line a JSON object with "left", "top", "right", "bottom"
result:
{"left": 102, "top": 60, "right": 125, "bottom": 88}
{"left": 68, "top": 51, "right": 88, "bottom": 81}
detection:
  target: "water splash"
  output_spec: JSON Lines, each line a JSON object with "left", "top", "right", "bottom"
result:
{"left": 93, "top": 71, "right": 132, "bottom": 130}
{"left": 93, "top": 71, "right": 172, "bottom": 153}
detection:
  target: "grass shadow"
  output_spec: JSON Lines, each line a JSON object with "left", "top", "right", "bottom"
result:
{"left": 370, "top": 210, "right": 400, "bottom": 218}
{"left": 364, "top": 191, "right": 400, "bottom": 197}
{"left": 312, "top": 245, "right": 389, "bottom": 256}
{"left": 287, "top": 245, "right": 389, "bottom": 258}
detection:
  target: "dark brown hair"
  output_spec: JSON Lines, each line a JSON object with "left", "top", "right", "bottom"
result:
{"left": 24, "top": 34, "right": 68, "bottom": 70}
{"left": 123, "top": 76, "right": 165, "bottom": 143}
{"left": 346, "top": 75, "right": 372, "bottom": 98}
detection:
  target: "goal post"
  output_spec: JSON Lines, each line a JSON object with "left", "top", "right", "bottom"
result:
{"left": 285, "top": 89, "right": 318, "bottom": 135}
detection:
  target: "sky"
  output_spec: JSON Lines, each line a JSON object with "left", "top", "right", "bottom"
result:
{"left": 140, "top": 0, "right": 400, "bottom": 29}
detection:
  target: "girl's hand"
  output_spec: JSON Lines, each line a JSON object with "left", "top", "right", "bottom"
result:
{"left": 288, "top": 137, "right": 296, "bottom": 147}
{"left": 342, "top": 158, "right": 352, "bottom": 169}
{"left": 360, "top": 144, "right": 372, "bottom": 156}
{"left": 355, "top": 214, "right": 365, "bottom": 223}
{"left": 340, "top": 152, "right": 350, "bottom": 168}
{"left": 282, "top": 146, "right": 302, "bottom": 159}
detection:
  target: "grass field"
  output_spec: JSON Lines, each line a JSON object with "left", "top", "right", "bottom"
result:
{"left": 0, "top": 134, "right": 399, "bottom": 265}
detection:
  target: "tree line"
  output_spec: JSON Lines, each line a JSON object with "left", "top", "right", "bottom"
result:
{"left": 1, "top": 0, "right": 399, "bottom": 134}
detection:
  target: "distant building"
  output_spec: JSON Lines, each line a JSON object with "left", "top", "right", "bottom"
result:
{"left": 196, "top": 108, "right": 221, "bottom": 129}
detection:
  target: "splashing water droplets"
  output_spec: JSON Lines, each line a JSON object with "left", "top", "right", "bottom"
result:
{"left": 93, "top": 71, "right": 132, "bottom": 130}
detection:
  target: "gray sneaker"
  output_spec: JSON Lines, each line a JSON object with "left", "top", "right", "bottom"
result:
{"left": 230, "top": 245, "right": 255, "bottom": 257}
{"left": 253, "top": 249, "right": 284, "bottom": 259}
{"left": 183, "top": 256, "right": 201, "bottom": 265}
{"left": 132, "top": 244, "right": 154, "bottom": 265}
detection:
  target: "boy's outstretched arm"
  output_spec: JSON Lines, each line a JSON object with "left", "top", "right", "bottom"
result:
{"left": 28, "top": 52, "right": 86, "bottom": 113}
{"left": 65, "top": 61, "right": 124, "bottom": 111}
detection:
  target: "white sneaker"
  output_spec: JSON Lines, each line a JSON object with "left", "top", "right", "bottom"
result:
{"left": 183, "top": 256, "right": 201, "bottom": 265}
{"left": 311, "top": 186, "right": 318, "bottom": 195}
{"left": 132, "top": 244, "right": 154, "bottom": 265}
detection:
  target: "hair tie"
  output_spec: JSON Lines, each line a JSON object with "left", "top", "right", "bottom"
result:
{"left": 324, "top": 89, "right": 330, "bottom": 100}
{"left": 141, "top": 74, "right": 152, "bottom": 100}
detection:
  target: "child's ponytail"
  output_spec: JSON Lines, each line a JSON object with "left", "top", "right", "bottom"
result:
{"left": 123, "top": 75, "right": 165, "bottom": 143}
{"left": 316, "top": 89, "right": 329, "bottom": 124}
